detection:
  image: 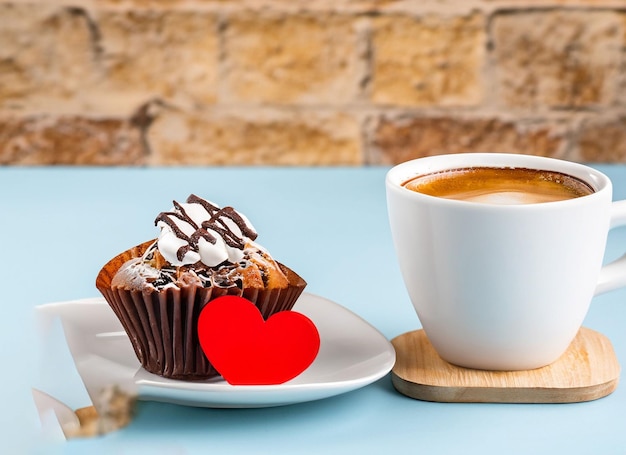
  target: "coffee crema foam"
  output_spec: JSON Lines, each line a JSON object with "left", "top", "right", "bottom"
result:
{"left": 402, "top": 167, "right": 594, "bottom": 205}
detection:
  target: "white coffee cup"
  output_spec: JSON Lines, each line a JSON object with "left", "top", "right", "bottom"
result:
{"left": 386, "top": 153, "right": 626, "bottom": 370}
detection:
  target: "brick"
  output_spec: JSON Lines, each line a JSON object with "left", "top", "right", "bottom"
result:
{"left": 146, "top": 108, "right": 362, "bottom": 165}
{"left": 223, "top": 13, "right": 365, "bottom": 104}
{"left": 0, "top": 4, "right": 96, "bottom": 109}
{"left": 619, "top": 12, "right": 626, "bottom": 106}
{"left": 371, "top": 13, "right": 485, "bottom": 107}
{"left": 492, "top": 10, "right": 623, "bottom": 108}
{"left": 577, "top": 116, "right": 626, "bottom": 162}
{"left": 0, "top": 115, "right": 145, "bottom": 165}
{"left": 95, "top": 9, "right": 219, "bottom": 107}
{"left": 369, "top": 115, "right": 565, "bottom": 165}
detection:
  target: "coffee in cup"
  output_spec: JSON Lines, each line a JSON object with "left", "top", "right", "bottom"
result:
{"left": 402, "top": 167, "right": 594, "bottom": 205}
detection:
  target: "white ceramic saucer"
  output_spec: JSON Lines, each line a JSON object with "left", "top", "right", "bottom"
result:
{"left": 37, "top": 293, "right": 395, "bottom": 408}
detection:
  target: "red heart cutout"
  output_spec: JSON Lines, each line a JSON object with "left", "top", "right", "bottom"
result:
{"left": 197, "top": 296, "right": 320, "bottom": 385}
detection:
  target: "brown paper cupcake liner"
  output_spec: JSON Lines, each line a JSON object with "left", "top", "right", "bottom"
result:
{"left": 96, "top": 240, "right": 307, "bottom": 380}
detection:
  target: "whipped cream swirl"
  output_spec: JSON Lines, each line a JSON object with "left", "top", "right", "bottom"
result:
{"left": 154, "top": 194, "right": 258, "bottom": 267}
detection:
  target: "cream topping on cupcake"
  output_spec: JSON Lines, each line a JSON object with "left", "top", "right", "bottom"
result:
{"left": 155, "top": 194, "right": 258, "bottom": 267}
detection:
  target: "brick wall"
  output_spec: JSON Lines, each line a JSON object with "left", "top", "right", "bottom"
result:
{"left": 1, "top": 0, "right": 625, "bottom": 166}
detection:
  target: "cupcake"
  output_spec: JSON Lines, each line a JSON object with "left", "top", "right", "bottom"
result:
{"left": 96, "top": 194, "right": 306, "bottom": 380}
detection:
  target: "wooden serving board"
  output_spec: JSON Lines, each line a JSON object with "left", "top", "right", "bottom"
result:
{"left": 391, "top": 327, "right": 620, "bottom": 403}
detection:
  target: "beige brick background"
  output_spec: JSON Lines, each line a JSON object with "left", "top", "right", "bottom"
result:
{"left": 1, "top": 0, "right": 625, "bottom": 165}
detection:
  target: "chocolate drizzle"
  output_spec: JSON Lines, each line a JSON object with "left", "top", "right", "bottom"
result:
{"left": 154, "top": 194, "right": 258, "bottom": 263}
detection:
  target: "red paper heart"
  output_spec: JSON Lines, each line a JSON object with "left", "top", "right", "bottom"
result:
{"left": 197, "top": 296, "right": 320, "bottom": 385}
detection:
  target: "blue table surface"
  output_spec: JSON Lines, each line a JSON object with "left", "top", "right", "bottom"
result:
{"left": 1, "top": 165, "right": 625, "bottom": 455}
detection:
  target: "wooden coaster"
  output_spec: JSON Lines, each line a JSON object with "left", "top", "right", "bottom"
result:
{"left": 391, "top": 327, "right": 620, "bottom": 403}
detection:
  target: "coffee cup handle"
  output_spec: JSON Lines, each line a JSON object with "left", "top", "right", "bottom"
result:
{"left": 595, "top": 200, "right": 626, "bottom": 295}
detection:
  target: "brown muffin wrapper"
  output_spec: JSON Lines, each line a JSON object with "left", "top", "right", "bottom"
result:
{"left": 96, "top": 240, "right": 307, "bottom": 380}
